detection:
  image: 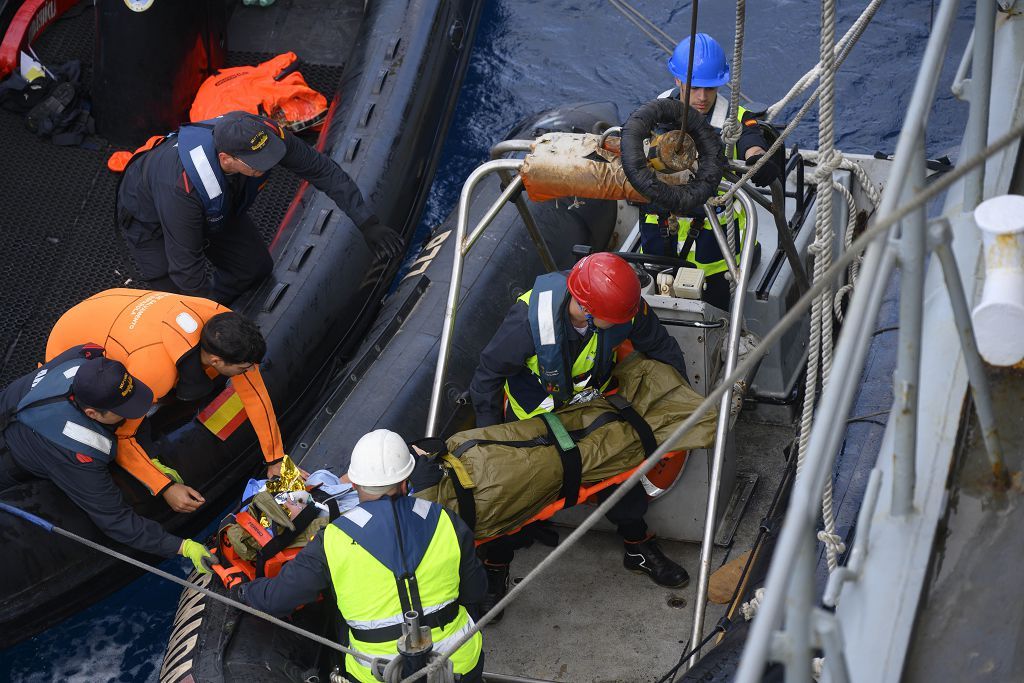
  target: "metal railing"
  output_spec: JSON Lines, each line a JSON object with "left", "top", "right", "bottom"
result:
{"left": 688, "top": 183, "right": 759, "bottom": 666}
{"left": 734, "top": 0, "right": 1007, "bottom": 680}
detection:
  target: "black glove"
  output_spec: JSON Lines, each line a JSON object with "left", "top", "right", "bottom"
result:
{"left": 359, "top": 218, "right": 404, "bottom": 260}
{"left": 745, "top": 153, "right": 782, "bottom": 188}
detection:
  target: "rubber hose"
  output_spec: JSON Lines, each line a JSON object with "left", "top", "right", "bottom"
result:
{"left": 620, "top": 98, "right": 726, "bottom": 215}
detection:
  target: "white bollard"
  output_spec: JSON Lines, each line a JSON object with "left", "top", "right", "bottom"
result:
{"left": 972, "top": 194, "right": 1024, "bottom": 366}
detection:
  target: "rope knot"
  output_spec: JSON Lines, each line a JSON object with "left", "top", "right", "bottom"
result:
{"left": 721, "top": 119, "right": 743, "bottom": 146}
{"left": 816, "top": 530, "right": 847, "bottom": 556}
{"left": 812, "top": 657, "right": 825, "bottom": 681}
{"left": 740, "top": 587, "right": 766, "bottom": 621}
{"left": 810, "top": 148, "right": 845, "bottom": 184}
{"left": 807, "top": 236, "right": 831, "bottom": 255}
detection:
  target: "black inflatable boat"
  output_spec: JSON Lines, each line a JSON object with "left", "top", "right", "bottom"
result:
{"left": 0, "top": 0, "right": 481, "bottom": 646}
{"left": 159, "top": 104, "right": 621, "bottom": 683}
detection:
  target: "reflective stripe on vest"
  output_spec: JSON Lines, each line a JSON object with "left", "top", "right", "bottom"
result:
{"left": 643, "top": 201, "right": 748, "bottom": 276}
{"left": 323, "top": 499, "right": 482, "bottom": 682}
{"left": 504, "top": 277, "right": 631, "bottom": 421}
{"left": 13, "top": 359, "right": 115, "bottom": 462}
{"left": 176, "top": 120, "right": 265, "bottom": 225}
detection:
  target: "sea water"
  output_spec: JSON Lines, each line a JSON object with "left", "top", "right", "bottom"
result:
{"left": 0, "top": 0, "right": 974, "bottom": 680}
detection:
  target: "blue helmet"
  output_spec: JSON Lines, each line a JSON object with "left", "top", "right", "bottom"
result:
{"left": 667, "top": 33, "right": 730, "bottom": 88}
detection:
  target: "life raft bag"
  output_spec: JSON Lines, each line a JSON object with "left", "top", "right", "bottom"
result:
{"left": 189, "top": 51, "right": 328, "bottom": 133}
{"left": 412, "top": 355, "right": 718, "bottom": 541}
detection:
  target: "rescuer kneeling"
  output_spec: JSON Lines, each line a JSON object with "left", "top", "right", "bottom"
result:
{"left": 469, "top": 252, "right": 692, "bottom": 621}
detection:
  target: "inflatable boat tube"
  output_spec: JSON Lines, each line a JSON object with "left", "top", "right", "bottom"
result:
{"left": 0, "top": 0, "right": 482, "bottom": 646}
{"left": 159, "top": 103, "right": 621, "bottom": 682}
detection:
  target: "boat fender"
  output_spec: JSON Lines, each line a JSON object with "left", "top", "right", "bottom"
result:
{"left": 620, "top": 98, "right": 726, "bottom": 215}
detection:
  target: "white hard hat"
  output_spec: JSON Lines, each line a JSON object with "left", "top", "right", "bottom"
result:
{"left": 347, "top": 429, "right": 415, "bottom": 487}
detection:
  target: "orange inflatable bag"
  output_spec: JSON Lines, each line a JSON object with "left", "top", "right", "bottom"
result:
{"left": 190, "top": 52, "right": 328, "bottom": 133}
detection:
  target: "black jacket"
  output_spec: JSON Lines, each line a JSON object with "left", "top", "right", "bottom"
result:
{"left": 0, "top": 347, "right": 183, "bottom": 558}
{"left": 469, "top": 297, "right": 688, "bottom": 427}
{"left": 117, "top": 126, "right": 376, "bottom": 295}
{"left": 240, "top": 503, "right": 486, "bottom": 618}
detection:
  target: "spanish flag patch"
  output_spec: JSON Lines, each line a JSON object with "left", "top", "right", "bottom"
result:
{"left": 198, "top": 384, "right": 248, "bottom": 441}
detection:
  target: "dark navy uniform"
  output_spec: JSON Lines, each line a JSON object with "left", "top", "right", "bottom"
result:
{"left": 0, "top": 346, "right": 183, "bottom": 558}
{"left": 469, "top": 295, "right": 688, "bottom": 428}
{"left": 117, "top": 123, "right": 376, "bottom": 304}
{"left": 469, "top": 284, "right": 688, "bottom": 551}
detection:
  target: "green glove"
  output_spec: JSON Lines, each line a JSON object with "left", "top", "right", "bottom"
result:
{"left": 180, "top": 539, "right": 215, "bottom": 575}
{"left": 151, "top": 458, "right": 184, "bottom": 484}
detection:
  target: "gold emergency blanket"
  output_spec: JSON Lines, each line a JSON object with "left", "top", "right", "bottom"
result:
{"left": 519, "top": 132, "right": 691, "bottom": 203}
{"left": 416, "top": 355, "right": 718, "bottom": 539}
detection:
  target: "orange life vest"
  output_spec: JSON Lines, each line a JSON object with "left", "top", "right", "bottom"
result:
{"left": 45, "top": 289, "right": 285, "bottom": 495}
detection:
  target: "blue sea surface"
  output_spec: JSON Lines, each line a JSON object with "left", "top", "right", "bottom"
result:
{"left": 0, "top": 0, "right": 973, "bottom": 680}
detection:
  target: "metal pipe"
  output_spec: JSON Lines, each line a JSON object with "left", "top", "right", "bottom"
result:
{"left": 687, "top": 186, "right": 759, "bottom": 668}
{"left": 814, "top": 609, "right": 852, "bottom": 683}
{"left": 489, "top": 140, "right": 533, "bottom": 160}
{"left": 704, "top": 206, "right": 742, "bottom": 284}
{"left": 490, "top": 141, "right": 559, "bottom": 272}
{"left": 597, "top": 125, "right": 622, "bottom": 149}
{"left": 823, "top": 467, "right": 882, "bottom": 607}
{"left": 482, "top": 673, "right": 561, "bottom": 683}
{"left": 783, "top": 532, "right": 814, "bottom": 683}
{"left": 768, "top": 179, "right": 812, "bottom": 292}
{"left": 930, "top": 218, "right": 1008, "bottom": 483}
{"left": 463, "top": 175, "right": 525, "bottom": 252}
{"left": 964, "top": 0, "right": 995, "bottom": 210}
{"left": 735, "top": 1, "right": 963, "bottom": 673}
{"left": 735, "top": 235, "right": 898, "bottom": 682}
{"left": 950, "top": 29, "right": 974, "bottom": 99}
{"left": 425, "top": 159, "right": 524, "bottom": 436}
{"left": 874, "top": 0, "right": 963, "bottom": 219}
{"left": 892, "top": 145, "right": 926, "bottom": 517}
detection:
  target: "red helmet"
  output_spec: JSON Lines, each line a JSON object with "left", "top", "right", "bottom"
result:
{"left": 566, "top": 253, "right": 641, "bottom": 324}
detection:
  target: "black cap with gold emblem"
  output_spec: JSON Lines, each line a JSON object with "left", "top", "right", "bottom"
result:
{"left": 72, "top": 358, "right": 155, "bottom": 419}
{"left": 212, "top": 111, "right": 287, "bottom": 172}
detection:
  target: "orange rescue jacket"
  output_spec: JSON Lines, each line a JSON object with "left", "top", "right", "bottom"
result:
{"left": 45, "top": 289, "right": 285, "bottom": 494}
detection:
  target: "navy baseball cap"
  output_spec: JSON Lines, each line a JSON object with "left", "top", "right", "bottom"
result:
{"left": 212, "top": 111, "right": 287, "bottom": 172}
{"left": 72, "top": 358, "right": 154, "bottom": 419}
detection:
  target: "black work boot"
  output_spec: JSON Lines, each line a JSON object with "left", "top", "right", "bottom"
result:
{"left": 480, "top": 562, "right": 510, "bottom": 623}
{"left": 623, "top": 536, "right": 689, "bottom": 588}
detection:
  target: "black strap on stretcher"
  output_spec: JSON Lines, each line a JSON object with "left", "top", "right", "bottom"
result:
{"left": 539, "top": 412, "right": 583, "bottom": 507}
{"left": 446, "top": 395, "right": 660, "bottom": 531}
{"left": 448, "top": 469, "right": 477, "bottom": 531}
{"left": 605, "top": 394, "right": 659, "bottom": 456}
{"left": 254, "top": 502, "right": 321, "bottom": 578}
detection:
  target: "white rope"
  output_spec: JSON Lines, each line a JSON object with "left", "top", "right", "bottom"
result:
{"left": 766, "top": 0, "right": 887, "bottom": 122}
{"left": 722, "top": 0, "right": 747, "bottom": 154}
{"left": 399, "top": 121, "right": 1024, "bottom": 683}
{"left": 832, "top": 181, "right": 859, "bottom": 321}
{"left": 710, "top": 0, "right": 886, "bottom": 209}
{"left": 741, "top": 587, "right": 766, "bottom": 621}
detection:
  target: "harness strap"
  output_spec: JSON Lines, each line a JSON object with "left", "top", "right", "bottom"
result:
{"left": 349, "top": 601, "right": 461, "bottom": 644}
{"left": 678, "top": 218, "right": 704, "bottom": 259}
{"left": 539, "top": 412, "right": 582, "bottom": 507}
{"left": 605, "top": 394, "right": 658, "bottom": 456}
{"left": 254, "top": 502, "right": 321, "bottom": 578}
